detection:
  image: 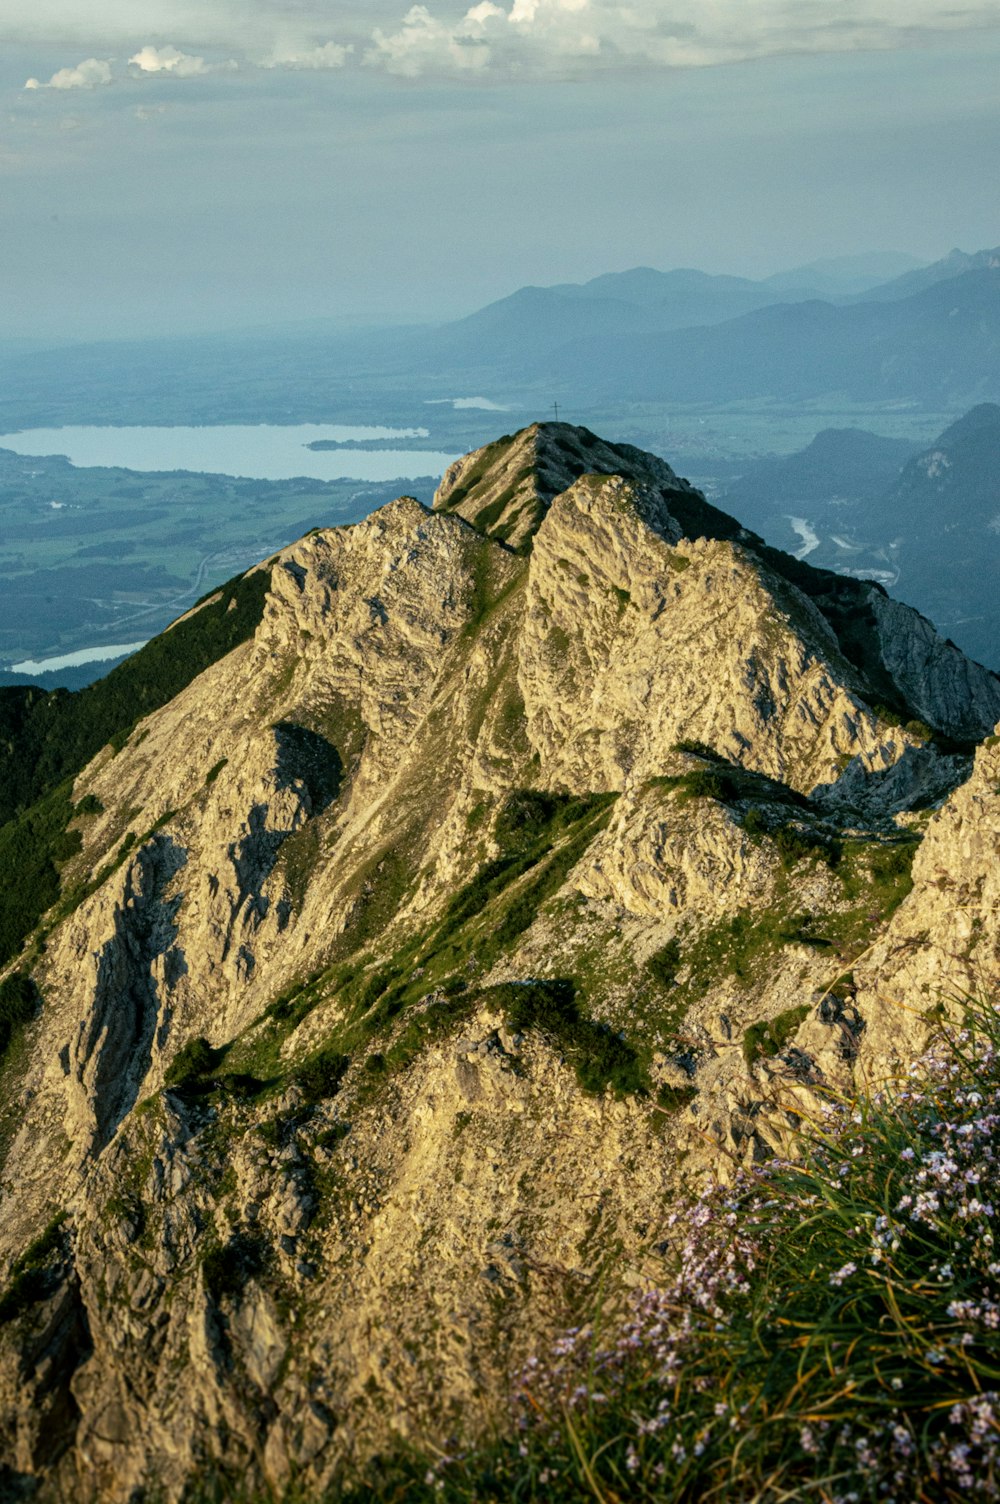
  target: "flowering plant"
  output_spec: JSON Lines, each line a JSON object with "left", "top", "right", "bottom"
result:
{"left": 408, "top": 1000, "right": 1000, "bottom": 1501}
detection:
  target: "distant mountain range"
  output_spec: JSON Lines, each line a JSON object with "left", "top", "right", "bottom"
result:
{"left": 760, "top": 249, "right": 926, "bottom": 296}
{"left": 553, "top": 251, "right": 925, "bottom": 305}
{"left": 721, "top": 404, "right": 1000, "bottom": 668}
{"left": 1, "top": 245, "right": 996, "bottom": 431}
{"left": 382, "top": 244, "right": 1000, "bottom": 412}
{"left": 853, "top": 245, "right": 1000, "bottom": 302}
{"left": 411, "top": 253, "right": 944, "bottom": 371}
{"left": 543, "top": 265, "right": 1000, "bottom": 406}
{"left": 375, "top": 252, "right": 1000, "bottom": 416}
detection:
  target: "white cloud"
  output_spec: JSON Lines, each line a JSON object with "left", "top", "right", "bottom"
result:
{"left": 128, "top": 44, "right": 223, "bottom": 76}
{"left": 509, "top": 0, "right": 585, "bottom": 23}
{"left": 263, "top": 41, "right": 353, "bottom": 70}
{"left": 466, "top": 3, "right": 506, "bottom": 23}
{"left": 24, "top": 58, "right": 113, "bottom": 91}
{"left": 366, "top": 5, "right": 500, "bottom": 76}
{"left": 366, "top": 0, "right": 607, "bottom": 73}
{"left": 15, "top": 1, "right": 1000, "bottom": 89}
{"left": 365, "top": 0, "right": 1000, "bottom": 77}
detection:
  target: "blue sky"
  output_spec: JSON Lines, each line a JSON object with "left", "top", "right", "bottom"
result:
{"left": 3, "top": 2, "right": 999, "bottom": 339}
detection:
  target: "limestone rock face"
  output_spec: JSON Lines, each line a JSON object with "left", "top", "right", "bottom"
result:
{"left": 520, "top": 473, "right": 907, "bottom": 797}
{"left": 433, "top": 420, "right": 698, "bottom": 551}
{"left": 866, "top": 588, "right": 1000, "bottom": 741}
{"left": 850, "top": 730, "right": 1000, "bottom": 1070}
{"left": 1, "top": 423, "right": 998, "bottom": 1501}
{"left": 575, "top": 783, "right": 776, "bottom": 921}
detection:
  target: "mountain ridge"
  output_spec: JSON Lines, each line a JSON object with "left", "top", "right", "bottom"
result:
{"left": 721, "top": 403, "right": 1000, "bottom": 667}
{"left": 1, "top": 423, "right": 999, "bottom": 1500}
{"left": 547, "top": 267, "right": 1000, "bottom": 405}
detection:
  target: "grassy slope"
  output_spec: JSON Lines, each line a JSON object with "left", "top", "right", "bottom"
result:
{"left": 0, "top": 565, "right": 271, "bottom": 970}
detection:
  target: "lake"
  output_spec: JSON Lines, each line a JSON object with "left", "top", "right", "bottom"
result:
{"left": 0, "top": 423, "right": 460, "bottom": 483}
{"left": 10, "top": 641, "right": 149, "bottom": 675}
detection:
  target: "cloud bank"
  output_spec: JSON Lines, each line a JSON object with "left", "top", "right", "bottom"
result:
{"left": 24, "top": 58, "right": 113, "bottom": 91}
{"left": 19, "top": 0, "right": 1000, "bottom": 91}
{"left": 364, "top": 0, "right": 1000, "bottom": 76}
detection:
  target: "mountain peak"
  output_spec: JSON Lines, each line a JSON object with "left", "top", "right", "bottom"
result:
{"left": 937, "top": 401, "right": 1000, "bottom": 446}
{"left": 432, "top": 421, "right": 693, "bottom": 551}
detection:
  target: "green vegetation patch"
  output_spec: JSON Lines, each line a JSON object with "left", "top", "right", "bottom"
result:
{"left": 759, "top": 817, "right": 841, "bottom": 870}
{"left": 349, "top": 991, "right": 469, "bottom": 1089}
{"left": 838, "top": 833, "right": 920, "bottom": 912}
{"left": 468, "top": 469, "right": 536, "bottom": 533}
{"left": 493, "top": 788, "right": 613, "bottom": 853}
{"left": 432, "top": 791, "right": 617, "bottom": 976}
{"left": 442, "top": 445, "right": 549, "bottom": 552}
{"left": 202, "top": 1229, "right": 270, "bottom": 1306}
{"left": 669, "top": 829, "right": 918, "bottom": 1012}
{"left": 0, "top": 565, "right": 271, "bottom": 971}
{"left": 646, "top": 939, "right": 681, "bottom": 989}
{"left": 0, "top": 781, "right": 79, "bottom": 969}
{"left": 264, "top": 966, "right": 350, "bottom": 1031}
{"left": 337, "top": 836, "right": 423, "bottom": 957}
{"left": 492, "top": 978, "right": 644, "bottom": 1097}
{"left": 0, "top": 971, "right": 41, "bottom": 1066}
{"left": 204, "top": 758, "right": 228, "bottom": 785}
{"left": 165, "top": 1034, "right": 268, "bottom": 1105}
{"left": 648, "top": 744, "right": 811, "bottom": 816}
{"left": 219, "top": 789, "right": 623, "bottom": 1113}
{"left": 0, "top": 1212, "right": 68, "bottom": 1326}
{"left": 72, "top": 792, "right": 104, "bottom": 816}
{"left": 743, "top": 1003, "right": 811, "bottom": 1067}
{"left": 294, "top": 1047, "right": 350, "bottom": 1104}
{"left": 354, "top": 975, "right": 646, "bottom": 1102}
{"left": 48, "top": 809, "right": 178, "bottom": 939}
{"left": 0, "top": 564, "right": 271, "bottom": 829}
{"left": 656, "top": 1082, "right": 699, "bottom": 1112}
{"left": 683, "top": 909, "right": 831, "bottom": 990}
{"left": 461, "top": 541, "right": 526, "bottom": 641}
{"left": 165, "top": 1035, "right": 220, "bottom": 1088}
{"left": 275, "top": 819, "right": 321, "bottom": 911}
{"left": 435, "top": 436, "right": 515, "bottom": 515}
{"left": 871, "top": 704, "right": 934, "bottom": 742}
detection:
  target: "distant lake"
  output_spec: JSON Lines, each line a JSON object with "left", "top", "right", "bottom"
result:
{"left": 0, "top": 424, "right": 460, "bottom": 483}
{"left": 10, "top": 641, "right": 148, "bottom": 675}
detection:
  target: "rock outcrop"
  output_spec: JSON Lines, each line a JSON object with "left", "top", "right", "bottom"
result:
{"left": 0, "top": 423, "right": 998, "bottom": 1501}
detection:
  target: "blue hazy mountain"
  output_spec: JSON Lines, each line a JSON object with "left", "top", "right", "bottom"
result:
{"left": 0, "top": 248, "right": 994, "bottom": 432}
{"left": 548, "top": 267, "right": 1000, "bottom": 406}
{"left": 853, "top": 245, "right": 1000, "bottom": 302}
{"left": 719, "top": 405, "right": 1000, "bottom": 669}
{"left": 761, "top": 250, "right": 926, "bottom": 296}
{"left": 721, "top": 429, "right": 921, "bottom": 525}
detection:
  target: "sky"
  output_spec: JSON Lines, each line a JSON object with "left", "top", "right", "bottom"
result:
{"left": 2, "top": 1, "right": 1000, "bottom": 340}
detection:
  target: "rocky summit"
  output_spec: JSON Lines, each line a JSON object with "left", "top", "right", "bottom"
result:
{"left": 1, "top": 422, "right": 1000, "bottom": 1501}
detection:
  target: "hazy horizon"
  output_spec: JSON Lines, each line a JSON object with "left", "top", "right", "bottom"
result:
{"left": 3, "top": 3, "right": 999, "bottom": 342}
{"left": 0, "top": 246, "right": 941, "bottom": 348}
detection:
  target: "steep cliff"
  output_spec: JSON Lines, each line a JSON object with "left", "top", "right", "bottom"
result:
{"left": 0, "top": 424, "right": 998, "bottom": 1502}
